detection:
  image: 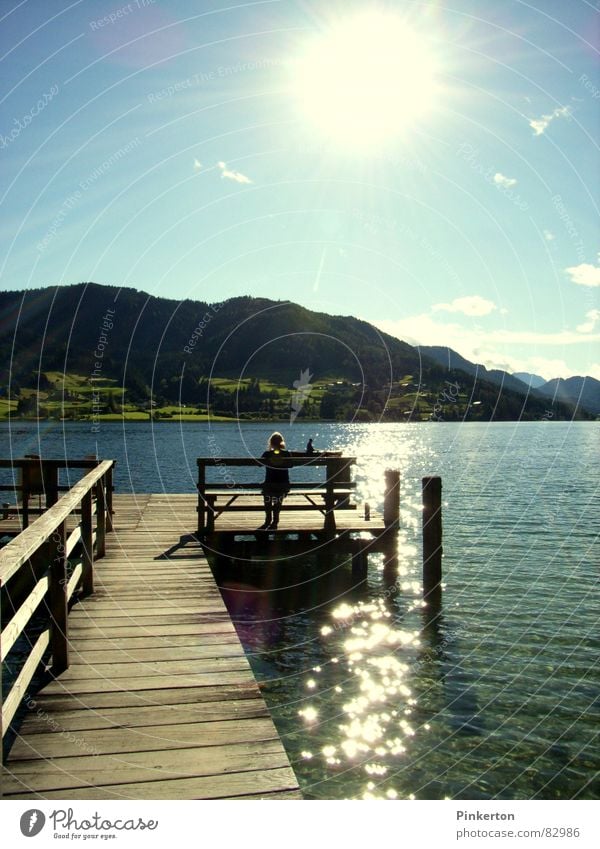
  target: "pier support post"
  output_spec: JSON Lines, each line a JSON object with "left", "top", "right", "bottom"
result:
{"left": 382, "top": 535, "right": 399, "bottom": 586}
{"left": 351, "top": 544, "right": 368, "bottom": 582}
{"left": 422, "top": 476, "right": 442, "bottom": 604}
{"left": 48, "top": 520, "right": 69, "bottom": 674}
{"left": 383, "top": 470, "right": 400, "bottom": 528}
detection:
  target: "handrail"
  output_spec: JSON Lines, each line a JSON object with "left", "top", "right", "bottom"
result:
{"left": 197, "top": 454, "right": 354, "bottom": 467}
{"left": 0, "top": 459, "right": 100, "bottom": 468}
{"left": 0, "top": 460, "right": 115, "bottom": 747}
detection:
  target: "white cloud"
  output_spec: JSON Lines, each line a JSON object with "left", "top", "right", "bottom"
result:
{"left": 524, "top": 357, "right": 574, "bottom": 380}
{"left": 529, "top": 105, "right": 571, "bottom": 136}
{"left": 218, "top": 161, "right": 253, "bottom": 184}
{"left": 376, "top": 314, "right": 599, "bottom": 350}
{"left": 373, "top": 313, "right": 600, "bottom": 380}
{"left": 432, "top": 295, "right": 497, "bottom": 317}
{"left": 543, "top": 230, "right": 555, "bottom": 241}
{"left": 565, "top": 254, "right": 600, "bottom": 287}
{"left": 193, "top": 158, "right": 202, "bottom": 170}
{"left": 576, "top": 309, "right": 600, "bottom": 333}
{"left": 588, "top": 363, "right": 600, "bottom": 380}
{"left": 493, "top": 173, "right": 517, "bottom": 188}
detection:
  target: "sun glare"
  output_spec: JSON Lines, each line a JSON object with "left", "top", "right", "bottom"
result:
{"left": 293, "top": 11, "right": 439, "bottom": 149}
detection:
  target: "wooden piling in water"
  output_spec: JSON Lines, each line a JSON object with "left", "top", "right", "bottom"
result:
{"left": 351, "top": 543, "right": 368, "bottom": 581}
{"left": 383, "top": 469, "right": 400, "bottom": 528}
{"left": 422, "top": 476, "right": 442, "bottom": 600}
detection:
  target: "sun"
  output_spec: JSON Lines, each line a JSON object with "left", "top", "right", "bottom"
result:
{"left": 292, "top": 10, "right": 439, "bottom": 149}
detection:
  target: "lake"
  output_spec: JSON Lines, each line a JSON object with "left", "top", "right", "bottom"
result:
{"left": 1, "top": 420, "right": 598, "bottom": 799}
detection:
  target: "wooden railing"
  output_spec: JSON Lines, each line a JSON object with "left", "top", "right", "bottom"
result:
{"left": 0, "top": 460, "right": 115, "bottom": 747}
{"left": 0, "top": 457, "right": 103, "bottom": 528}
{"left": 197, "top": 453, "right": 356, "bottom": 534}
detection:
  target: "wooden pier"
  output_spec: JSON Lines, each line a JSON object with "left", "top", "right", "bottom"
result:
{"left": 1, "top": 472, "right": 301, "bottom": 800}
{"left": 0, "top": 455, "right": 405, "bottom": 800}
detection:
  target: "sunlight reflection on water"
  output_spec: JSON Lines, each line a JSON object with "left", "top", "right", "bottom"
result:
{"left": 297, "top": 595, "right": 427, "bottom": 799}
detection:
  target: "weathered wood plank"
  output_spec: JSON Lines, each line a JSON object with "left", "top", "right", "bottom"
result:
{"left": 1, "top": 574, "right": 49, "bottom": 662}
{"left": 5, "top": 766, "right": 300, "bottom": 799}
{"left": 65, "top": 632, "right": 240, "bottom": 649}
{"left": 64, "top": 643, "right": 246, "bottom": 664}
{"left": 2, "top": 628, "right": 50, "bottom": 732}
{"left": 66, "top": 562, "right": 83, "bottom": 602}
{"left": 9, "top": 717, "right": 281, "bottom": 761}
{"left": 65, "top": 622, "right": 235, "bottom": 638}
{"left": 87, "top": 592, "right": 222, "bottom": 602}
{"left": 4, "top": 741, "right": 288, "bottom": 794}
{"left": 56, "top": 657, "right": 251, "bottom": 681}
{"left": 38, "top": 669, "right": 256, "bottom": 696}
{"left": 20, "top": 698, "right": 269, "bottom": 734}
{"left": 71, "top": 603, "right": 225, "bottom": 617}
{"left": 66, "top": 612, "right": 232, "bottom": 628}
{"left": 25, "top": 682, "right": 260, "bottom": 712}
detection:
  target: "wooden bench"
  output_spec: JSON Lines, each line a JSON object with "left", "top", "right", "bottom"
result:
{"left": 0, "top": 457, "right": 105, "bottom": 529}
{"left": 197, "top": 454, "right": 357, "bottom": 534}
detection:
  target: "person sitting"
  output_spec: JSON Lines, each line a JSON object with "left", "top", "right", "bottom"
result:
{"left": 306, "top": 438, "right": 315, "bottom": 454}
{"left": 259, "top": 431, "right": 291, "bottom": 530}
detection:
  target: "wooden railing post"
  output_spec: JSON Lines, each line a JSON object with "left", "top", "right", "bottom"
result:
{"left": 81, "top": 490, "right": 94, "bottom": 597}
{"left": 328, "top": 456, "right": 351, "bottom": 508}
{"left": 324, "top": 459, "right": 336, "bottom": 533}
{"left": 48, "top": 520, "right": 68, "bottom": 674}
{"left": 383, "top": 469, "right": 400, "bottom": 528}
{"left": 96, "top": 481, "right": 106, "bottom": 558}
{"left": 44, "top": 465, "right": 59, "bottom": 509}
{"left": 20, "top": 463, "right": 31, "bottom": 529}
{"left": 105, "top": 465, "right": 114, "bottom": 532}
{"left": 197, "top": 462, "right": 206, "bottom": 534}
{"left": 422, "top": 476, "right": 443, "bottom": 601}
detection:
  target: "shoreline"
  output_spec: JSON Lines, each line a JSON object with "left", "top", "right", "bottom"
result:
{"left": 1, "top": 416, "right": 595, "bottom": 425}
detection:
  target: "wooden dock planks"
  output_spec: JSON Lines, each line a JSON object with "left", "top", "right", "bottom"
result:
{"left": 2, "top": 494, "right": 301, "bottom": 800}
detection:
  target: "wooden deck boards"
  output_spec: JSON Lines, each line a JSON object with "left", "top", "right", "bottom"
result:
{"left": 2, "top": 494, "right": 301, "bottom": 800}
{"left": 0, "top": 493, "right": 382, "bottom": 535}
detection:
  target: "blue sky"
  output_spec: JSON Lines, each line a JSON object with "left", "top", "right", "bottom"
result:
{"left": 1, "top": 0, "right": 598, "bottom": 379}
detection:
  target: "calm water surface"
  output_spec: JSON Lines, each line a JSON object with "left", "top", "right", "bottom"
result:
{"left": 1, "top": 421, "right": 598, "bottom": 799}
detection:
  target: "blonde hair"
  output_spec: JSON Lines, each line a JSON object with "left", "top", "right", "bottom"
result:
{"left": 268, "top": 431, "right": 286, "bottom": 450}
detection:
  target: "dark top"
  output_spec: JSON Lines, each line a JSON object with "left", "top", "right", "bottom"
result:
{"left": 261, "top": 449, "right": 291, "bottom": 492}
{"left": 306, "top": 439, "right": 314, "bottom": 454}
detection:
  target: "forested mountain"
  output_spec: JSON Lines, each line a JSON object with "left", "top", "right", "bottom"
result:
{"left": 0, "top": 283, "right": 593, "bottom": 422}
{"left": 536, "top": 376, "right": 600, "bottom": 415}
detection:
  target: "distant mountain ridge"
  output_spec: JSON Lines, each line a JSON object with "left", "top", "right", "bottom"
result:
{"left": 535, "top": 376, "right": 600, "bottom": 415}
{"left": 417, "top": 346, "right": 531, "bottom": 394}
{"left": 419, "top": 345, "right": 599, "bottom": 416}
{"left": 513, "top": 372, "right": 546, "bottom": 389}
{"left": 0, "top": 282, "right": 595, "bottom": 421}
